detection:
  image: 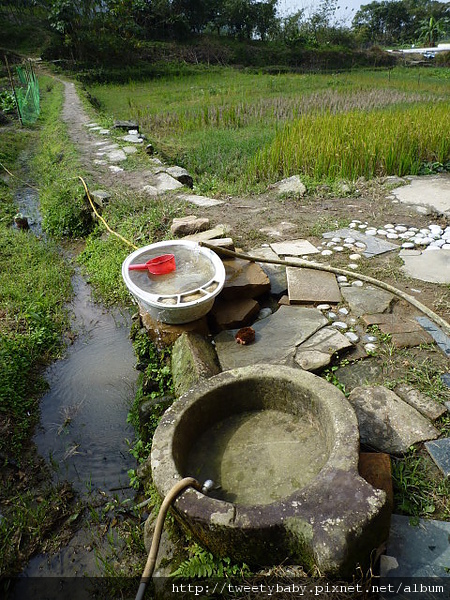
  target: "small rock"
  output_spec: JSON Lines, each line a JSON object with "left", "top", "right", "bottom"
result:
{"left": 317, "top": 304, "right": 331, "bottom": 311}
{"left": 364, "top": 343, "right": 377, "bottom": 353}
{"left": 345, "top": 331, "right": 359, "bottom": 344}
{"left": 352, "top": 280, "right": 364, "bottom": 287}
{"left": 328, "top": 312, "right": 337, "bottom": 320}
{"left": 349, "top": 253, "right": 361, "bottom": 261}
{"left": 338, "top": 307, "right": 349, "bottom": 315}
{"left": 337, "top": 276, "right": 347, "bottom": 283}
{"left": 321, "top": 250, "right": 333, "bottom": 256}
{"left": 332, "top": 321, "right": 348, "bottom": 330}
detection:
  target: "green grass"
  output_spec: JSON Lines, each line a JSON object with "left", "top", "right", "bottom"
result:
{"left": 86, "top": 66, "right": 450, "bottom": 195}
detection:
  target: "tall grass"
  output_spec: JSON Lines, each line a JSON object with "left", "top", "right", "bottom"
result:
{"left": 251, "top": 102, "right": 450, "bottom": 182}
{"left": 87, "top": 66, "right": 450, "bottom": 193}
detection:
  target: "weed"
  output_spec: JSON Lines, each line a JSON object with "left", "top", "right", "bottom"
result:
{"left": 171, "top": 542, "right": 251, "bottom": 578}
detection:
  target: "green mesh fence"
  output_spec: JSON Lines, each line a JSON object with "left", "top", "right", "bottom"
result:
{"left": 15, "top": 63, "right": 40, "bottom": 125}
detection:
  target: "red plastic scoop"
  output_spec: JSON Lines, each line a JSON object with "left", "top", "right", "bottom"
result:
{"left": 128, "top": 254, "right": 176, "bottom": 275}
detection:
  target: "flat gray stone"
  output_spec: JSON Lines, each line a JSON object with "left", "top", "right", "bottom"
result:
{"left": 122, "top": 134, "right": 143, "bottom": 143}
{"left": 392, "top": 174, "right": 450, "bottom": 216}
{"left": 154, "top": 172, "right": 184, "bottom": 192}
{"left": 341, "top": 285, "right": 395, "bottom": 316}
{"left": 348, "top": 386, "right": 439, "bottom": 455}
{"left": 425, "top": 438, "right": 450, "bottom": 477}
{"left": 271, "top": 175, "right": 306, "bottom": 197}
{"left": 177, "top": 194, "right": 224, "bottom": 208}
{"left": 381, "top": 514, "right": 450, "bottom": 577}
{"left": 214, "top": 306, "right": 328, "bottom": 370}
{"left": 271, "top": 239, "right": 319, "bottom": 256}
{"left": 123, "top": 146, "right": 137, "bottom": 154}
{"left": 142, "top": 185, "right": 158, "bottom": 196}
{"left": 416, "top": 317, "right": 450, "bottom": 358}
{"left": 401, "top": 249, "right": 450, "bottom": 283}
{"left": 394, "top": 383, "right": 447, "bottom": 421}
{"left": 287, "top": 267, "right": 342, "bottom": 304}
{"left": 335, "top": 360, "right": 383, "bottom": 392}
{"left": 248, "top": 246, "right": 287, "bottom": 296}
{"left": 107, "top": 149, "right": 127, "bottom": 162}
{"left": 165, "top": 166, "right": 193, "bottom": 188}
{"left": 295, "top": 326, "right": 353, "bottom": 371}
{"left": 220, "top": 258, "right": 270, "bottom": 300}
{"left": 183, "top": 224, "right": 229, "bottom": 242}
{"left": 323, "top": 228, "right": 398, "bottom": 257}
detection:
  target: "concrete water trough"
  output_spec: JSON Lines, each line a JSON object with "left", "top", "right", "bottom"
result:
{"left": 151, "top": 364, "right": 391, "bottom": 575}
{"left": 122, "top": 240, "right": 225, "bottom": 324}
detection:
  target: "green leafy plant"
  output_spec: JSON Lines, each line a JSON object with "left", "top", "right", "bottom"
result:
{"left": 0, "top": 90, "right": 16, "bottom": 113}
{"left": 171, "top": 543, "right": 250, "bottom": 578}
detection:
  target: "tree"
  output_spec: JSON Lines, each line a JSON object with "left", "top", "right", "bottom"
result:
{"left": 416, "top": 15, "right": 448, "bottom": 46}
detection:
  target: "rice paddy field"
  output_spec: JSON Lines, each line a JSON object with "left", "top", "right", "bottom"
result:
{"left": 87, "top": 66, "right": 450, "bottom": 195}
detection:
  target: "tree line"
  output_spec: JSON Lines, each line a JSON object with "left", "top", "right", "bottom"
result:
{"left": 2, "top": 0, "right": 449, "bottom": 62}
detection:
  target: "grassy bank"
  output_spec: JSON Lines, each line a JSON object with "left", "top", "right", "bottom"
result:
{"left": 86, "top": 66, "right": 450, "bottom": 195}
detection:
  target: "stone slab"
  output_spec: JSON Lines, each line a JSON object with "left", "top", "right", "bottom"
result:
{"left": 154, "top": 172, "right": 184, "bottom": 192}
{"left": 214, "top": 306, "right": 328, "bottom": 370}
{"left": 165, "top": 166, "right": 193, "bottom": 188}
{"left": 322, "top": 228, "right": 399, "bottom": 257}
{"left": 204, "top": 238, "right": 235, "bottom": 251}
{"left": 287, "top": 267, "right": 342, "bottom": 304}
{"left": 416, "top": 317, "right": 450, "bottom": 358}
{"left": 107, "top": 149, "right": 127, "bottom": 162}
{"left": 210, "top": 297, "right": 260, "bottom": 330}
{"left": 358, "top": 452, "right": 394, "bottom": 510}
{"left": 335, "top": 360, "right": 383, "bottom": 392}
{"left": 400, "top": 249, "right": 450, "bottom": 283}
{"left": 390, "top": 331, "right": 434, "bottom": 348}
{"left": 348, "top": 385, "right": 439, "bottom": 455}
{"left": 394, "top": 384, "right": 447, "bottom": 421}
{"left": 171, "top": 333, "right": 221, "bottom": 398}
{"left": 270, "top": 239, "right": 319, "bottom": 256}
{"left": 248, "top": 247, "right": 287, "bottom": 296}
{"left": 392, "top": 174, "right": 450, "bottom": 216}
{"left": 341, "top": 286, "right": 395, "bottom": 317}
{"left": 170, "top": 215, "right": 210, "bottom": 236}
{"left": 425, "top": 438, "right": 450, "bottom": 477}
{"left": 89, "top": 189, "right": 111, "bottom": 207}
{"left": 295, "top": 326, "right": 353, "bottom": 371}
{"left": 183, "top": 224, "right": 229, "bottom": 242}
{"left": 123, "top": 146, "right": 137, "bottom": 155}
{"left": 381, "top": 514, "right": 450, "bottom": 578}
{"left": 178, "top": 193, "right": 224, "bottom": 207}
{"left": 122, "top": 134, "right": 143, "bottom": 143}
{"left": 220, "top": 258, "right": 270, "bottom": 300}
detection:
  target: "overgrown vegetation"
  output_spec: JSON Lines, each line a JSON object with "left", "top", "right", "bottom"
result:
{"left": 87, "top": 66, "right": 450, "bottom": 195}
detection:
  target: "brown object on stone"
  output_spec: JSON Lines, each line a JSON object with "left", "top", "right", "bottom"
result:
{"left": 14, "top": 213, "right": 29, "bottom": 230}
{"left": 221, "top": 258, "right": 270, "bottom": 300}
{"left": 359, "top": 452, "right": 394, "bottom": 511}
{"left": 210, "top": 297, "right": 260, "bottom": 330}
{"left": 235, "top": 327, "right": 256, "bottom": 345}
{"left": 139, "top": 306, "right": 209, "bottom": 347}
{"left": 286, "top": 267, "right": 341, "bottom": 304}
{"left": 170, "top": 215, "right": 210, "bottom": 236}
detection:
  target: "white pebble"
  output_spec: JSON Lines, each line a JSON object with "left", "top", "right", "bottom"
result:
{"left": 345, "top": 332, "right": 359, "bottom": 344}
{"left": 352, "top": 280, "right": 363, "bottom": 287}
{"left": 443, "top": 244, "right": 450, "bottom": 249}
{"left": 395, "top": 225, "right": 408, "bottom": 232}
{"left": 364, "top": 335, "right": 377, "bottom": 343}
{"left": 321, "top": 250, "right": 333, "bottom": 256}
{"left": 332, "top": 321, "right": 348, "bottom": 330}
{"left": 343, "top": 243, "right": 354, "bottom": 249}
{"left": 349, "top": 223, "right": 357, "bottom": 228}
{"left": 401, "top": 242, "right": 415, "bottom": 249}
{"left": 384, "top": 223, "right": 394, "bottom": 229}
{"left": 332, "top": 237, "right": 342, "bottom": 243}
{"left": 386, "top": 233, "right": 399, "bottom": 239}
{"left": 334, "top": 246, "right": 344, "bottom": 252}
{"left": 317, "top": 304, "right": 331, "bottom": 311}
{"left": 355, "top": 242, "right": 366, "bottom": 249}
{"left": 328, "top": 312, "right": 337, "bottom": 320}
{"left": 364, "top": 343, "right": 378, "bottom": 353}
{"left": 421, "top": 237, "right": 432, "bottom": 245}
{"left": 337, "top": 275, "right": 348, "bottom": 283}
{"left": 340, "top": 282, "right": 351, "bottom": 286}
{"left": 365, "top": 229, "right": 377, "bottom": 236}
{"left": 326, "top": 241, "right": 336, "bottom": 247}
{"left": 347, "top": 263, "right": 359, "bottom": 270}
{"left": 424, "top": 245, "right": 440, "bottom": 251}
{"left": 344, "top": 237, "right": 356, "bottom": 244}
{"left": 358, "top": 224, "right": 367, "bottom": 229}
{"left": 377, "top": 229, "right": 387, "bottom": 236}
{"left": 431, "top": 239, "right": 445, "bottom": 247}
{"left": 349, "top": 253, "right": 361, "bottom": 261}
{"left": 408, "top": 227, "right": 419, "bottom": 232}
{"left": 339, "top": 307, "right": 349, "bottom": 315}
{"left": 352, "top": 220, "right": 362, "bottom": 224}
{"left": 420, "top": 228, "right": 430, "bottom": 235}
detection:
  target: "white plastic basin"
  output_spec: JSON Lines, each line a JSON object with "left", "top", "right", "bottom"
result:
{"left": 122, "top": 240, "right": 225, "bottom": 324}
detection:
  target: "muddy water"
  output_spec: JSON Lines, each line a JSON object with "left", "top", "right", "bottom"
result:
{"left": 34, "top": 272, "right": 138, "bottom": 495}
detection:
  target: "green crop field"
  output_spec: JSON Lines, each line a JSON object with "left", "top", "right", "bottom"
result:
{"left": 87, "top": 66, "right": 450, "bottom": 195}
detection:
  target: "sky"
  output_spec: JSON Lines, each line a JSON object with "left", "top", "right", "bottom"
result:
{"left": 277, "top": 0, "right": 367, "bottom": 26}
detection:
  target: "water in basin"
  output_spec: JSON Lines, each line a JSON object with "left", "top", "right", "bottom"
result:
{"left": 128, "top": 246, "right": 215, "bottom": 297}
{"left": 186, "top": 409, "right": 328, "bottom": 505}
